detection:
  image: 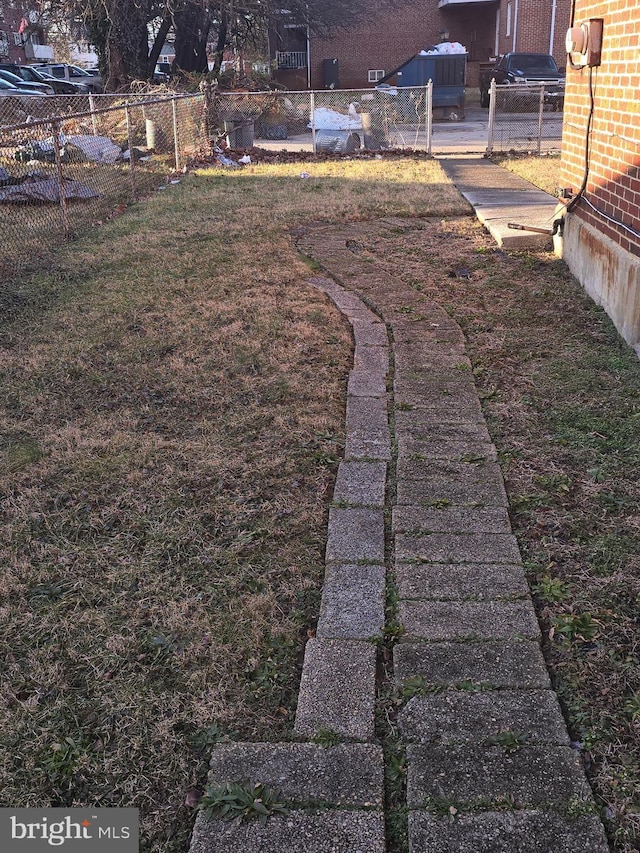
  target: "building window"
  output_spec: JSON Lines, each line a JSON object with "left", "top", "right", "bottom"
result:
{"left": 368, "top": 69, "right": 385, "bottom": 83}
{"left": 12, "top": 31, "right": 23, "bottom": 46}
{"left": 0, "top": 30, "right": 8, "bottom": 57}
{"left": 505, "top": 2, "right": 512, "bottom": 37}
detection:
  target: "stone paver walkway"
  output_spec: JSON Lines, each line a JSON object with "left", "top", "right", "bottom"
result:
{"left": 189, "top": 218, "right": 609, "bottom": 852}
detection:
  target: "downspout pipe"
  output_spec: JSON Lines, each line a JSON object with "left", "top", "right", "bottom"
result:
{"left": 549, "top": 0, "right": 558, "bottom": 55}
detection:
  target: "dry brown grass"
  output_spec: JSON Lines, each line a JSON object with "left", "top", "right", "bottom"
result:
{"left": 492, "top": 152, "right": 562, "bottom": 195}
{"left": 0, "top": 157, "right": 466, "bottom": 852}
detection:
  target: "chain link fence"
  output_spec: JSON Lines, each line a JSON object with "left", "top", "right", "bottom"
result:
{"left": 1, "top": 83, "right": 443, "bottom": 282}
{"left": 486, "top": 80, "right": 564, "bottom": 155}
{"left": 208, "top": 84, "right": 435, "bottom": 153}
{"left": 0, "top": 92, "right": 208, "bottom": 282}
{"left": 2, "top": 78, "right": 563, "bottom": 282}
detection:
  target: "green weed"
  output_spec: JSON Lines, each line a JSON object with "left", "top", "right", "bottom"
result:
{"left": 198, "top": 781, "right": 289, "bottom": 824}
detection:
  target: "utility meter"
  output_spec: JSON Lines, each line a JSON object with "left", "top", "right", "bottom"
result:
{"left": 566, "top": 18, "right": 603, "bottom": 67}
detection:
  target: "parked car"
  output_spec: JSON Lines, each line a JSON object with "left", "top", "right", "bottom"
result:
{"left": 479, "top": 53, "right": 565, "bottom": 110}
{"left": 0, "top": 68, "right": 54, "bottom": 95}
{"left": 0, "top": 63, "right": 86, "bottom": 94}
{"left": 32, "top": 63, "right": 103, "bottom": 93}
{"left": 0, "top": 78, "right": 45, "bottom": 113}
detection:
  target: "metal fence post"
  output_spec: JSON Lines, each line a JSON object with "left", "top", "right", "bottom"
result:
{"left": 537, "top": 85, "right": 545, "bottom": 155}
{"left": 200, "top": 80, "right": 213, "bottom": 147}
{"left": 486, "top": 79, "right": 497, "bottom": 156}
{"left": 88, "top": 93, "right": 98, "bottom": 135}
{"left": 172, "top": 96, "right": 180, "bottom": 172}
{"left": 51, "top": 119, "right": 70, "bottom": 240}
{"left": 310, "top": 91, "right": 316, "bottom": 153}
{"left": 426, "top": 80, "right": 433, "bottom": 156}
{"left": 125, "top": 102, "right": 137, "bottom": 201}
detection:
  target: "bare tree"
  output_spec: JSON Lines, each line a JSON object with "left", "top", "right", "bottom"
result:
{"left": 39, "top": 0, "right": 370, "bottom": 87}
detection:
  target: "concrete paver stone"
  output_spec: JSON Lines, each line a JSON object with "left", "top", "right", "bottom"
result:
{"left": 392, "top": 505, "right": 511, "bottom": 534}
{"left": 395, "top": 475, "right": 509, "bottom": 507}
{"left": 347, "top": 369, "right": 387, "bottom": 397}
{"left": 344, "top": 396, "right": 391, "bottom": 460}
{"left": 295, "top": 638, "right": 377, "bottom": 740}
{"left": 317, "top": 564, "right": 386, "bottom": 639}
{"left": 394, "top": 532, "right": 521, "bottom": 565}
{"left": 394, "top": 418, "right": 492, "bottom": 444}
{"left": 398, "top": 600, "right": 541, "bottom": 641}
{"left": 326, "top": 507, "right": 385, "bottom": 564}
{"left": 393, "top": 640, "right": 551, "bottom": 689}
{"left": 333, "top": 460, "right": 387, "bottom": 507}
{"left": 407, "top": 810, "right": 609, "bottom": 853}
{"left": 398, "top": 689, "right": 569, "bottom": 744}
{"left": 395, "top": 562, "right": 529, "bottom": 601}
{"left": 353, "top": 344, "right": 389, "bottom": 376}
{"left": 406, "top": 743, "right": 593, "bottom": 808}
{"left": 190, "top": 810, "right": 386, "bottom": 853}
{"left": 206, "top": 742, "right": 384, "bottom": 805}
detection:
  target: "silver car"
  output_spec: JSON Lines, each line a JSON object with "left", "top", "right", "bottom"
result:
{"left": 33, "top": 63, "right": 103, "bottom": 93}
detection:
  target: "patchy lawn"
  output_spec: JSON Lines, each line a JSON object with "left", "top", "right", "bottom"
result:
{"left": 0, "top": 157, "right": 466, "bottom": 852}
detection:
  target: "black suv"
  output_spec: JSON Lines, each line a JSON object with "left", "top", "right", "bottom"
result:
{"left": 0, "top": 63, "right": 84, "bottom": 94}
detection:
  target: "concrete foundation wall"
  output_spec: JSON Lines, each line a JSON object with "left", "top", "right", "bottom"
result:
{"left": 562, "top": 213, "right": 640, "bottom": 353}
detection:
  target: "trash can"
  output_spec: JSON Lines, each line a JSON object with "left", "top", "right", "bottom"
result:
{"left": 224, "top": 120, "right": 254, "bottom": 148}
{"left": 315, "top": 130, "right": 361, "bottom": 154}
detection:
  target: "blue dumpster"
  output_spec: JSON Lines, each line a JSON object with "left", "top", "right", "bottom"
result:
{"left": 394, "top": 53, "right": 467, "bottom": 119}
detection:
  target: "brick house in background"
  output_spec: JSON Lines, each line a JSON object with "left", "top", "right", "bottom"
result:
{"left": 271, "top": 0, "right": 571, "bottom": 90}
{"left": 560, "top": 2, "right": 640, "bottom": 351}
{"left": 0, "top": 9, "right": 53, "bottom": 64}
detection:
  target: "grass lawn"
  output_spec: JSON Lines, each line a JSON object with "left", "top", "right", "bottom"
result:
{"left": 1, "top": 152, "right": 638, "bottom": 852}
{"left": 0, "top": 158, "right": 466, "bottom": 852}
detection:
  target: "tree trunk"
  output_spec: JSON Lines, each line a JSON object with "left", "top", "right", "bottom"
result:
{"left": 148, "top": 16, "right": 173, "bottom": 79}
{"left": 173, "top": 2, "right": 212, "bottom": 74}
{"left": 210, "top": 11, "right": 227, "bottom": 77}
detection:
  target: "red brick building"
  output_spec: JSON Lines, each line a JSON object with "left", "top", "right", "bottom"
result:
{"left": 0, "top": 10, "right": 51, "bottom": 64}
{"left": 271, "top": 0, "right": 571, "bottom": 90}
{"left": 560, "top": 2, "right": 640, "bottom": 350}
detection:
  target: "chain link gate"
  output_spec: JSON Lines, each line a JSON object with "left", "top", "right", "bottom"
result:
{"left": 205, "top": 84, "right": 434, "bottom": 154}
{"left": 486, "top": 79, "right": 564, "bottom": 156}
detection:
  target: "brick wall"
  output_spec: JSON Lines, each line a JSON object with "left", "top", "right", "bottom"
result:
{"left": 308, "top": 2, "right": 446, "bottom": 90}
{"left": 495, "top": 0, "right": 570, "bottom": 64}
{"left": 561, "top": 0, "right": 640, "bottom": 256}
{"left": 300, "top": 1, "right": 570, "bottom": 92}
